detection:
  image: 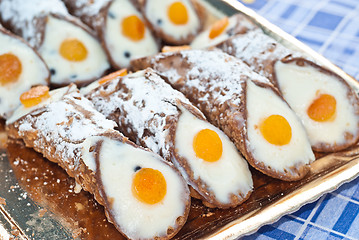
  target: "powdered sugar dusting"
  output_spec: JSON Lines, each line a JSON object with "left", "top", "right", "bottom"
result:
{"left": 220, "top": 29, "right": 303, "bottom": 79}
{"left": 142, "top": 49, "right": 275, "bottom": 151}
{"left": 157, "top": 49, "right": 271, "bottom": 106}
{"left": 63, "top": 0, "right": 111, "bottom": 30}
{"left": 0, "top": 0, "right": 69, "bottom": 47}
{"left": 86, "top": 69, "right": 197, "bottom": 158}
{"left": 12, "top": 85, "right": 116, "bottom": 170}
{"left": 70, "top": 0, "right": 111, "bottom": 17}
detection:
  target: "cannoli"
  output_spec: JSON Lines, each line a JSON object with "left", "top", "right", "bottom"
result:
{"left": 0, "top": 25, "right": 49, "bottom": 119}
{"left": 138, "top": 0, "right": 204, "bottom": 45}
{"left": 83, "top": 68, "right": 253, "bottom": 208}
{"left": 218, "top": 29, "right": 359, "bottom": 152}
{"left": 131, "top": 49, "right": 315, "bottom": 181}
{"left": 0, "top": 0, "right": 109, "bottom": 87}
{"left": 6, "top": 84, "right": 190, "bottom": 240}
{"left": 190, "top": 13, "right": 258, "bottom": 49}
{"left": 63, "top": 0, "right": 159, "bottom": 69}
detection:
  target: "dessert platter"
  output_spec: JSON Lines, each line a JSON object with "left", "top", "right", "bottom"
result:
{"left": 1, "top": 0, "right": 359, "bottom": 239}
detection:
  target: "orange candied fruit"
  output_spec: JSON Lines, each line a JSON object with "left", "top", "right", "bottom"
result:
{"left": 307, "top": 93, "right": 336, "bottom": 122}
{"left": 209, "top": 17, "right": 229, "bottom": 39}
{"left": 59, "top": 38, "right": 88, "bottom": 62}
{"left": 260, "top": 114, "right": 292, "bottom": 146}
{"left": 98, "top": 68, "right": 128, "bottom": 85}
{"left": 132, "top": 168, "right": 167, "bottom": 205}
{"left": 20, "top": 85, "right": 50, "bottom": 108}
{"left": 122, "top": 15, "right": 146, "bottom": 41}
{"left": 0, "top": 53, "right": 22, "bottom": 86}
{"left": 161, "top": 45, "right": 191, "bottom": 52}
{"left": 168, "top": 1, "right": 189, "bottom": 25}
{"left": 193, "top": 129, "right": 223, "bottom": 162}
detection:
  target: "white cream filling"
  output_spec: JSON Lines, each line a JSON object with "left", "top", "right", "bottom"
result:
{"left": 104, "top": 0, "right": 158, "bottom": 68}
{"left": 96, "top": 136, "right": 187, "bottom": 239}
{"left": 38, "top": 16, "right": 109, "bottom": 85}
{"left": 275, "top": 61, "right": 359, "bottom": 146}
{"left": 175, "top": 107, "right": 253, "bottom": 204}
{"left": 145, "top": 0, "right": 200, "bottom": 41}
{"left": 0, "top": 33, "right": 48, "bottom": 118}
{"left": 190, "top": 15, "right": 238, "bottom": 49}
{"left": 81, "top": 136, "right": 100, "bottom": 172}
{"left": 6, "top": 85, "right": 73, "bottom": 124}
{"left": 246, "top": 80, "right": 314, "bottom": 173}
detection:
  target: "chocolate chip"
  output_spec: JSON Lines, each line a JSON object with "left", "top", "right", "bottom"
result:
{"left": 124, "top": 51, "right": 131, "bottom": 58}
{"left": 157, "top": 19, "right": 162, "bottom": 25}
{"left": 108, "top": 11, "right": 116, "bottom": 19}
{"left": 50, "top": 68, "right": 56, "bottom": 75}
{"left": 134, "top": 166, "right": 141, "bottom": 172}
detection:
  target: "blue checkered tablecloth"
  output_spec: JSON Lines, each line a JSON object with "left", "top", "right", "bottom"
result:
{"left": 238, "top": 0, "right": 359, "bottom": 239}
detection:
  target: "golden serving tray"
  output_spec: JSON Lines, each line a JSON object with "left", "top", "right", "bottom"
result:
{"left": 1, "top": 0, "right": 359, "bottom": 239}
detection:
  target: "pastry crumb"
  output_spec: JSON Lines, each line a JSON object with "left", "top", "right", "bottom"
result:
{"left": 38, "top": 208, "right": 47, "bottom": 217}
{"left": 0, "top": 197, "right": 6, "bottom": 205}
{"left": 72, "top": 227, "right": 87, "bottom": 239}
{"left": 75, "top": 202, "right": 84, "bottom": 211}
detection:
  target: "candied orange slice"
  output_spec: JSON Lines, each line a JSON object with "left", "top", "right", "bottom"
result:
{"left": 168, "top": 2, "right": 188, "bottom": 25}
{"left": 161, "top": 45, "right": 191, "bottom": 52}
{"left": 209, "top": 17, "right": 229, "bottom": 39}
{"left": 132, "top": 168, "right": 167, "bottom": 204}
{"left": 260, "top": 115, "right": 292, "bottom": 146}
{"left": 98, "top": 69, "right": 127, "bottom": 85}
{"left": 307, "top": 93, "right": 336, "bottom": 122}
{"left": 122, "top": 15, "right": 145, "bottom": 41}
{"left": 193, "top": 129, "right": 223, "bottom": 162}
{"left": 0, "top": 53, "right": 22, "bottom": 86}
{"left": 59, "top": 39, "right": 88, "bottom": 62}
{"left": 20, "top": 85, "right": 50, "bottom": 108}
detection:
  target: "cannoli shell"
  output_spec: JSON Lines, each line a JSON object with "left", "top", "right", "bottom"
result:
{"left": 275, "top": 57, "right": 359, "bottom": 152}
{"left": 218, "top": 30, "right": 359, "bottom": 151}
{"left": 0, "top": 0, "right": 71, "bottom": 49}
{"left": 139, "top": 0, "right": 206, "bottom": 45}
{"left": 6, "top": 84, "right": 190, "bottom": 239}
{"left": 0, "top": 25, "right": 50, "bottom": 83}
{"left": 6, "top": 84, "right": 117, "bottom": 207}
{"left": 130, "top": 50, "right": 311, "bottom": 181}
{"left": 217, "top": 29, "right": 294, "bottom": 89}
{"left": 62, "top": 0, "right": 112, "bottom": 36}
{"left": 85, "top": 68, "right": 252, "bottom": 207}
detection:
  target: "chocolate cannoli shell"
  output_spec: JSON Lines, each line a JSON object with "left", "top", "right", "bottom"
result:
{"left": 6, "top": 84, "right": 190, "bottom": 239}
{"left": 0, "top": 0, "right": 69, "bottom": 49}
{"left": 85, "top": 69, "right": 253, "bottom": 208}
{"left": 130, "top": 50, "right": 312, "bottom": 181}
{"left": 216, "top": 29, "right": 294, "bottom": 89}
{"left": 0, "top": 25, "right": 50, "bottom": 119}
{"left": 0, "top": 25, "right": 50, "bottom": 83}
{"left": 62, "top": 0, "right": 112, "bottom": 35}
{"left": 64, "top": 0, "right": 160, "bottom": 69}
{"left": 5, "top": 84, "right": 117, "bottom": 208}
{"left": 274, "top": 57, "right": 359, "bottom": 152}
{"left": 84, "top": 131, "right": 191, "bottom": 240}
{"left": 219, "top": 30, "right": 359, "bottom": 152}
{"left": 62, "top": 0, "right": 114, "bottom": 66}
{"left": 139, "top": 0, "right": 206, "bottom": 45}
